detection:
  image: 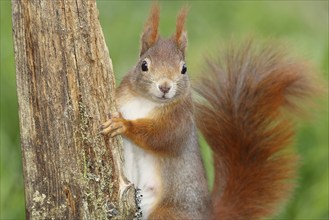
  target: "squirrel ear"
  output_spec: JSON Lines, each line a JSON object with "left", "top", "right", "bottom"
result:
{"left": 140, "top": 3, "right": 160, "bottom": 56}
{"left": 173, "top": 6, "right": 188, "bottom": 56}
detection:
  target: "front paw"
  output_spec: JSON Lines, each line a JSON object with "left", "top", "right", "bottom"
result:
{"left": 100, "top": 113, "right": 127, "bottom": 137}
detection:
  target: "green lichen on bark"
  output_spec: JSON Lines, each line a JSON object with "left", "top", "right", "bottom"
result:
{"left": 12, "top": 0, "right": 136, "bottom": 218}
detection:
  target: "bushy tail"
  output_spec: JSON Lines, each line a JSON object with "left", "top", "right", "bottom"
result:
{"left": 194, "top": 40, "right": 316, "bottom": 220}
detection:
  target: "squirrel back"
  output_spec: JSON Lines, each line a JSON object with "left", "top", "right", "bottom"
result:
{"left": 194, "top": 40, "right": 315, "bottom": 219}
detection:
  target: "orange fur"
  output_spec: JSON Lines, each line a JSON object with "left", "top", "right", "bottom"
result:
{"left": 195, "top": 40, "right": 315, "bottom": 219}
{"left": 149, "top": 204, "right": 191, "bottom": 220}
{"left": 102, "top": 5, "right": 317, "bottom": 219}
{"left": 174, "top": 6, "right": 188, "bottom": 52}
{"left": 140, "top": 3, "right": 160, "bottom": 55}
{"left": 102, "top": 94, "right": 193, "bottom": 156}
{"left": 148, "top": 3, "right": 160, "bottom": 45}
{"left": 124, "top": 99, "right": 191, "bottom": 154}
{"left": 175, "top": 6, "right": 188, "bottom": 42}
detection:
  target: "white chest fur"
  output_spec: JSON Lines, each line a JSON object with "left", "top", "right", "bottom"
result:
{"left": 119, "top": 96, "right": 158, "bottom": 120}
{"left": 119, "top": 96, "right": 160, "bottom": 219}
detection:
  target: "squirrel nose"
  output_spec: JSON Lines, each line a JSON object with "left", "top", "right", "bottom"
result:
{"left": 159, "top": 85, "right": 171, "bottom": 94}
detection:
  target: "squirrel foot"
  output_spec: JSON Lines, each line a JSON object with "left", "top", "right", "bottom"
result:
{"left": 100, "top": 113, "right": 127, "bottom": 137}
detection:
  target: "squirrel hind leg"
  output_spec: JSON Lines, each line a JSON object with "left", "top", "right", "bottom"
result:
{"left": 148, "top": 202, "right": 212, "bottom": 220}
{"left": 148, "top": 205, "right": 191, "bottom": 220}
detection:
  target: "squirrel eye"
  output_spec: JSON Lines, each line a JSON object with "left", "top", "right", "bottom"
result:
{"left": 141, "top": 60, "right": 148, "bottom": 72}
{"left": 181, "top": 64, "right": 187, "bottom": 74}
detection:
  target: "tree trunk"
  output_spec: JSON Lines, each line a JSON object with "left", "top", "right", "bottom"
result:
{"left": 11, "top": 0, "right": 136, "bottom": 219}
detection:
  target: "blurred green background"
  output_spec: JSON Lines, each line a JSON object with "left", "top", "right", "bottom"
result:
{"left": 1, "top": 1, "right": 328, "bottom": 219}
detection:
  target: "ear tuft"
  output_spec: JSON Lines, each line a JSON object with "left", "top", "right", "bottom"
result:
{"left": 174, "top": 6, "right": 189, "bottom": 55}
{"left": 140, "top": 3, "right": 160, "bottom": 56}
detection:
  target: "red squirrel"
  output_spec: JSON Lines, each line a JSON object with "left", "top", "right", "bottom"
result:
{"left": 101, "top": 4, "right": 315, "bottom": 220}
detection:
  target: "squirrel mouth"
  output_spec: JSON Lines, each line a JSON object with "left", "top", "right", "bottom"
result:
{"left": 153, "top": 94, "right": 170, "bottom": 102}
{"left": 151, "top": 92, "right": 174, "bottom": 102}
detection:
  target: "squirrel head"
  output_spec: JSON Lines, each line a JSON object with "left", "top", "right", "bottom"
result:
{"left": 131, "top": 4, "right": 190, "bottom": 104}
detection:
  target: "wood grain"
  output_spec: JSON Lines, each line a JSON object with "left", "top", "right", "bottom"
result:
{"left": 11, "top": 0, "right": 136, "bottom": 218}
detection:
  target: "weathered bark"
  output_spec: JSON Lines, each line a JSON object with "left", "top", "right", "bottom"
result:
{"left": 12, "top": 0, "right": 136, "bottom": 219}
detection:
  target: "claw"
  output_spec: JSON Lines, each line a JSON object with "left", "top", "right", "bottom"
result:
{"left": 110, "top": 131, "right": 119, "bottom": 138}
{"left": 100, "top": 119, "right": 112, "bottom": 130}
{"left": 110, "top": 127, "right": 126, "bottom": 137}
